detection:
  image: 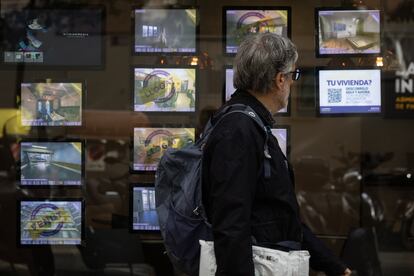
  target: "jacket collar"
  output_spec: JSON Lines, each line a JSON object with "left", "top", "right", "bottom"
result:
{"left": 227, "top": 89, "right": 276, "bottom": 127}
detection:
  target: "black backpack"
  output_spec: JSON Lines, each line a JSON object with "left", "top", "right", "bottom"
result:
{"left": 155, "top": 104, "right": 271, "bottom": 276}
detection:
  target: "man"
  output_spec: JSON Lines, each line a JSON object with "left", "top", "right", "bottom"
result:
{"left": 202, "top": 33, "right": 351, "bottom": 276}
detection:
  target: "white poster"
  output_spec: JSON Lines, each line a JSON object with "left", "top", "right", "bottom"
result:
{"left": 319, "top": 69, "right": 381, "bottom": 114}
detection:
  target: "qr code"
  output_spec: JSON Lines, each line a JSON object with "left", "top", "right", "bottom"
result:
{"left": 328, "top": 89, "right": 342, "bottom": 103}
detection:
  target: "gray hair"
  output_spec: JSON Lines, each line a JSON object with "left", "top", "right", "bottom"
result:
{"left": 233, "top": 33, "right": 298, "bottom": 94}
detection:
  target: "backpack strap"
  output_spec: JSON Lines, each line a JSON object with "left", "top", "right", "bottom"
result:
{"left": 201, "top": 104, "right": 272, "bottom": 179}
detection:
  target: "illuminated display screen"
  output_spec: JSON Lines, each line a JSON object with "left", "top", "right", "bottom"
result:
{"left": 134, "top": 68, "right": 196, "bottom": 112}
{"left": 133, "top": 127, "right": 195, "bottom": 171}
{"left": 134, "top": 8, "right": 197, "bottom": 54}
{"left": 1, "top": 7, "right": 104, "bottom": 66}
{"left": 225, "top": 7, "right": 290, "bottom": 54}
{"left": 317, "top": 9, "right": 380, "bottom": 56}
{"left": 132, "top": 186, "right": 159, "bottom": 231}
{"left": 21, "top": 82, "right": 82, "bottom": 126}
{"left": 20, "top": 141, "right": 82, "bottom": 186}
{"left": 271, "top": 128, "right": 288, "bottom": 157}
{"left": 318, "top": 68, "right": 381, "bottom": 115}
{"left": 19, "top": 200, "right": 83, "bottom": 245}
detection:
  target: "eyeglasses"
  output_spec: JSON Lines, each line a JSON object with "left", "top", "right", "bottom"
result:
{"left": 285, "top": 68, "right": 301, "bottom": 81}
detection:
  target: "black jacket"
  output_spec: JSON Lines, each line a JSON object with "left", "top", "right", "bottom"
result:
{"left": 202, "top": 89, "right": 347, "bottom": 276}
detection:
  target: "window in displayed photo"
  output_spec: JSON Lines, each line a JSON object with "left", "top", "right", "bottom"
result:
{"left": 134, "top": 68, "right": 196, "bottom": 112}
{"left": 1, "top": 7, "right": 104, "bottom": 66}
{"left": 318, "top": 68, "right": 382, "bottom": 115}
{"left": 19, "top": 200, "right": 83, "bottom": 245}
{"left": 134, "top": 8, "right": 197, "bottom": 54}
{"left": 224, "top": 68, "right": 288, "bottom": 114}
{"left": 224, "top": 7, "right": 290, "bottom": 54}
{"left": 317, "top": 9, "right": 380, "bottom": 56}
{"left": 21, "top": 82, "right": 82, "bottom": 126}
{"left": 133, "top": 127, "right": 195, "bottom": 171}
{"left": 131, "top": 186, "right": 159, "bottom": 231}
{"left": 20, "top": 141, "right": 82, "bottom": 186}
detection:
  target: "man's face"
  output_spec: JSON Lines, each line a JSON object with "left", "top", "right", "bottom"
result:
{"left": 274, "top": 66, "right": 295, "bottom": 111}
{"left": 281, "top": 69, "right": 294, "bottom": 107}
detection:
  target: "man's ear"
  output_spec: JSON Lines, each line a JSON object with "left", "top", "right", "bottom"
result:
{"left": 274, "top": 72, "right": 285, "bottom": 90}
